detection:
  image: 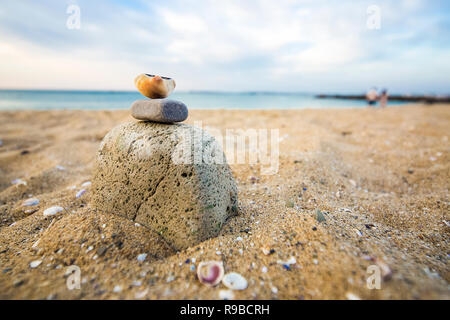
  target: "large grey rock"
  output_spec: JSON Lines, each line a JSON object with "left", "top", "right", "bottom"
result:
{"left": 131, "top": 99, "right": 188, "bottom": 123}
{"left": 91, "top": 122, "right": 238, "bottom": 250}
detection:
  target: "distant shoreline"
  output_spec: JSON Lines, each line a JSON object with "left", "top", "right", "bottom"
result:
{"left": 1, "top": 89, "right": 448, "bottom": 110}
{"left": 316, "top": 94, "right": 450, "bottom": 104}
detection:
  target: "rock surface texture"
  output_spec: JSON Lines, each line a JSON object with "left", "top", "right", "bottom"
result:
{"left": 91, "top": 121, "right": 238, "bottom": 250}
{"left": 131, "top": 99, "right": 188, "bottom": 123}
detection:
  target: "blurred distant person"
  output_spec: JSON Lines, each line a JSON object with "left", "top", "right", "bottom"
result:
{"left": 366, "top": 87, "right": 377, "bottom": 107}
{"left": 379, "top": 89, "right": 388, "bottom": 108}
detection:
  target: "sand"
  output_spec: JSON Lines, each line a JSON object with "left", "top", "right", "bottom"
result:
{"left": 0, "top": 104, "right": 448, "bottom": 299}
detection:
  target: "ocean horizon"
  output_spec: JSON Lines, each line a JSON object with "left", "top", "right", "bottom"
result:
{"left": 0, "top": 89, "right": 410, "bottom": 110}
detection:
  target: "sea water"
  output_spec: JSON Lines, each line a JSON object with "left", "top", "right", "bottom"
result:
{"left": 0, "top": 90, "right": 407, "bottom": 110}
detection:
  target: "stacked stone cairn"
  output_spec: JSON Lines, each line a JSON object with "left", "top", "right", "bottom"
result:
{"left": 131, "top": 74, "right": 187, "bottom": 123}
{"left": 90, "top": 74, "right": 238, "bottom": 251}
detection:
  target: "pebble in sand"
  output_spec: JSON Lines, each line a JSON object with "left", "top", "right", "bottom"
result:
{"left": 43, "top": 206, "right": 63, "bottom": 217}
{"left": 29, "top": 260, "right": 42, "bottom": 268}
{"left": 22, "top": 198, "right": 39, "bottom": 207}
{"left": 137, "top": 253, "right": 147, "bottom": 262}
{"left": 76, "top": 189, "right": 86, "bottom": 198}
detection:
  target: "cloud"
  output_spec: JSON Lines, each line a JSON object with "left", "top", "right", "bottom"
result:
{"left": 0, "top": 0, "right": 448, "bottom": 93}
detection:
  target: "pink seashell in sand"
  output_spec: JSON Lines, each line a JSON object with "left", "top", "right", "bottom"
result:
{"left": 197, "top": 261, "right": 224, "bottom": 286}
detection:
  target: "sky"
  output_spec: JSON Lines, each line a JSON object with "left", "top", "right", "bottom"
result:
{"left": 0, "top": 0, "right": 449, "bottom": 94}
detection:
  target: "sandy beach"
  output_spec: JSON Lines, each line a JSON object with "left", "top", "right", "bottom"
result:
{"left": 0, "top": 104, "right": 448, "bottom": 300}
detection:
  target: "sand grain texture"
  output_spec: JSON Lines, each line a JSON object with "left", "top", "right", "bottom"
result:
{"left": 0, "top": 105, "right": 448, "bottom": 299}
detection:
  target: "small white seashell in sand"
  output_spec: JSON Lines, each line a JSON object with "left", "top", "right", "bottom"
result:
{"left": 219, "top": 289, "right": 235, "bottom": 300}
{"left": 113, "top": 285, "right": 122, "bottom": 293}
{"left": 137, "top": 253, "right": 147, "bottom": 262}
{"left": 345, "top": 292, "right": 361, "bottom": 300}
{"left": 30, "top": 260, "right": 42, "bottom": 268}
{"left": 22, "top": 198, "right": 39, "bottom": 207}
{"left": 24, "top": 208, "right": 38, "bottom": 215}
{"left": 76, "top": 189, "right": 86, "bottom": 198}
{"left": 277, "top": 256, "right": 296, "bottom": 266}
{"left": 132, "top": 280, "right": 142, "bottom": 287}
{"left": 56, "top": 165, "right": 65, "bottom": 171}
{"left": 197, "top": 261, "right": 224, "bottom": 286}
{"left": 12, "top": 179, "right": 27, "bottom": 186}
{"left": 222, "top": 272, "right": 248, "bottom": 290}
{"left": 81, "top": 181, "right": 91, "bottom": 187}
{"left": 43, "top": 206, "right": 63, "bottom": 216}
{"left": 261, "top": 266, "right": 268, "bottom": 273}
{"left": 135, "top": 289, "right": 148, "bottom": 299}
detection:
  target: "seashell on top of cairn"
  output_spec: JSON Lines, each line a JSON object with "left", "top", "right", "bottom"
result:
{"left": 134, "top": 73, "right": 176, "bottom": 99}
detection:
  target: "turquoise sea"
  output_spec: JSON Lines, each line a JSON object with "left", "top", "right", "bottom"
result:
{"left": 0, "top": 90, "right": 407, "bottom": 110}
